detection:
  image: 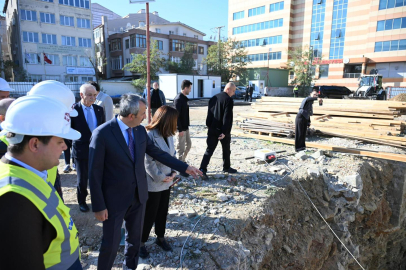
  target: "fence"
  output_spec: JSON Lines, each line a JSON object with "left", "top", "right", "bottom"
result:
{"left": 9, "top": 82, "right": 81, "bottom": 98}
{"left": 386, "top": 87, "right": 406, "bottom": 100}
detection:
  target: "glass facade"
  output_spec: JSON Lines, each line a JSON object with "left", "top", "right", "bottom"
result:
{"left": 238, "top": 35, "right": 282, "bottom": 48}
{"left": 379, "top": 0, "right": 405, "bottom": 10}
{"left": 248, "top": 6, "right": 265, "bottom": 17}
{"left": 329, "top": 0, "right": 348, "bottom": 59}
{"left": 377, "top": 17, "right": 406, "bottom": 31}
{"left": 233, "top": 11, "right": 244, "bottom": 20}
{"left": 310, "top": 0, "right": 326, "bottom": 58}
{"left": 247, "top": 52, "right": 282, "bottom": 62}
{"left": 270, "top": 2, "right": 284, "bottom": 12}
{"left": 375, "top": 39, "right": 406, "bottom": 52}
{"left": 232, "top": 19, "right": 283, "bottom": 35}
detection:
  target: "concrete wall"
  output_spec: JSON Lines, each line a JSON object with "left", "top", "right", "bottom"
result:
{"left": 100, "top": 81, "right": 138, "bottom": 96}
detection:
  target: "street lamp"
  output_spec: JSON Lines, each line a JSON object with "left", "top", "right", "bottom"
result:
{"left": 261, "top": 40, "right": 272, "bottom": 88}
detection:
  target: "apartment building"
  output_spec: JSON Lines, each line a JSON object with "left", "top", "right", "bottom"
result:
{"left": 229, "top": 0, "right": 406, "bottom": 90}
{"left": 4, "top": 0, "right": 95, "bottom": 82}
{"left": 94, "top": 9, "right": 215, "bottom": 79}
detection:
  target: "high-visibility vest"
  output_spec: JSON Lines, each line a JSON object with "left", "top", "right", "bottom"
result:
{"left": 0, "top": 134, "right": 58, "bottom": 185}
{"left": 294, "top": 86, "right": 298, "bottom": 91}
{"left": 0, "top": 162, "right": 80, "bottom": 269}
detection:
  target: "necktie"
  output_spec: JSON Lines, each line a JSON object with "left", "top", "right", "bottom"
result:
{"left": 127, "top": 128, "right": 135, "bottom": 161}
{"left": 86, "top": 107, "right": 95, "bottom": 132}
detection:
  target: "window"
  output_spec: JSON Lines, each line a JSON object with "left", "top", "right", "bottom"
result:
{"left": 63, "top": 55, "right": 77, "bottom": 66}
{"left": 270, "top": 2, "right": 284, "bottom": 12}
{"left": 80, "top": 56, "right": 92, "bottom": 67}
{"left": 77, "top": 18, "right": 90, "bottom": 29}
{"left": 125, "top": 39, "right": 130, "bottom": 49}
{"left": 169, "top": 31, "right": 175, "bottom": 35}
{"left": 42, "top": 0, "right": 54, "bottom": 2}
{"left": 248, "top": 6, "right": 265, "bottom": 17}
{"left": 42, "top": 34, "right": 57, "bottom": 44}
{"left": 59, "top": 0, "right": 90, "bottom": 9}
{"left": 62, "top": 36, "right": 76, "bottom": 46}
{"left": 172, "top": 40, "right": 197, "bottom": 52}
{"left": 157, "top": 40, "right": 163, "bottom": 50}
{"left": 183, "top": 33, "right": 187, "bottom": 36}
{"left": 385, "top": 19, "right": 393, "bottom": 30}
{"left": 379, "top": 0, "right": 405, "bottom": 10}
{"left": 110, "top": 39, "right": 121, "bottom": 51}
{"left": 375, "top": 39, "right": 406, "bottom": 51}
{"left": 25, "top": 53, "right": 40, "bottom": 64}
{"left": 233, "top": 11, "right": 244, "bottom": 20}
{"left": 237, "top": 35, "right": 282, "bottom": 48}
{"left": 81, "top": 76, "right": 93, "bottom": 82}
{"left": 246, "top": 52, "right": 282, "bottom": 62}
{"left": 23, "top": 32, "right": 39, "bottom": 43}
{"left": 79, "top": 38, "right": 92, "bottom": 47}
{"left": 45, "top": 54, "right": 60, "bottom": 65}
{"left": 319, "top": 65, "right": 329, "bottom": 78}
{"left": 136, "top": 34, "right": 146, "bottom": 47}
{"left": 377, "top": 21, "right": 385, "bottom": 31}
{"left": 232, "top": 19, "right": 283, "bottom": 35}
{"left": 94, "top": 29, "right": 101, "bottom": 39}
{"left": 21, "top": 10, "right": 37, "bottom": 21}
{"left": 378, "top": 17, "right": 406, "bottom": 31}
{"left": 194, "top": 35, "right": 198, "bottom": 39}
{"left": 126, "top": 58, "right": 131, "bottom": 64}
{"left": 311, "top": 0, "right": 327, "bottom": 58}
{"left": 393, "top": 18, "right": 401, "bottom": 29}
{"left": 156, "top": 28, "right": 161, "bottom": 33}
{"left": 95, "top": 43, "right": 102, "bottom": 53}
{"left": 40, "top": 12, "right": 55, "bottom": 24}
{"left": 60, "top": 15, "right": 74, "bottom": 26}
{"left": 111, "top": 57, "right": 122, "bottom": 70}
{"left": 27, "top": 74, "right": 43, "bottom": 82}
{"left": 45, "top": 76, "right": 60, "bottom": 81}
{"left": 65, "top": 76, "right": 78, "bottom": 82}
{"left": 171, "top": 56, "right": 180, "bottom": 63}
{"left": 198, "top": 46, "right": 204, "bottom": 54}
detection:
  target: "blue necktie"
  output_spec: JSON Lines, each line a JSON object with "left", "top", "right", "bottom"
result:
{"left": 85, "top": 107, "right": 95, "bottom": 132}
{"left": 127, "top": 128, "right": 135, "bottom": 161}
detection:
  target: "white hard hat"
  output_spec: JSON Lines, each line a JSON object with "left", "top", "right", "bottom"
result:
{"left": 28, "top": 80, "right": 78, "bottom": 117}
{"left": 0, "top": 78, "right": 14, "bottom": 92}
{"left": 0, "top": 95, "right": 81, "bottom": 144}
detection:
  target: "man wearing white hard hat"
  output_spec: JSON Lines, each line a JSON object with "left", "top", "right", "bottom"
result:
{"left": 0, "top": 98, "right": 15, "bottom": 158}
{"left": 0, "top": 78, "right": 14, "bottom": 100}
{"left": 0, "top": 95, "right": 82, "bottom": 269}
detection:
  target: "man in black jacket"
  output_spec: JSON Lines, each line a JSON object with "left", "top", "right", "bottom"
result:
{"left": 249, "top": 85, "right": 254, "bottom": 102}
{"left": 174, "top": 80, "right": 192, "bottom": 175}
{"left": 295, "top": 89, "right": 322, "bottom": 152}
{"left": 199, "top": 82, "right": 237, "bottom": 180}
{"left": 244, "top": 84, "right": 249, "bottom": 102}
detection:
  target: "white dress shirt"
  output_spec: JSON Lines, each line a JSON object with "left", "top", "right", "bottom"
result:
{"left": 81, "top": 102, "right": 97, "bottom": 129}
{"left": 5, "top": 153, "right": 48, "bottom": 182}
{"left": 117, "top": 116, "right": 134, "bottom": 145}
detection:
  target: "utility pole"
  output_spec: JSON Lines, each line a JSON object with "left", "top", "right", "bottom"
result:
{"left": 213, "top": 26, "right": 224, "bottom": 73}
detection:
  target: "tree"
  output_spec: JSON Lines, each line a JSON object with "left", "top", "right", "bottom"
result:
{"left": 166, "top": 44, "right": 196, "bottom": 75}
{"left": 85, "top": 46, "right": 106, "bottom": 85}
{"left": 124, "top": 40, "right": 166, "bottom": 91}
{"left": 288, "top": 45, "right": 319, "bottom": 96}
{"left": 204, "top": 38, "right": 250, "bottom": 82}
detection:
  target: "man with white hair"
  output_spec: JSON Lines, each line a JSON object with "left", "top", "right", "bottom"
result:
{"left": 71, "top": 83, "right": 105, "bottom": 212}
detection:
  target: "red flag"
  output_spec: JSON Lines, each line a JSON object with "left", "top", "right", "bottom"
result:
{"left": 43, "top": 53, "right": 52, "bottom": 64}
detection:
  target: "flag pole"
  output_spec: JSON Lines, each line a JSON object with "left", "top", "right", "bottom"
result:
{"left": 43, "top": 52, "right": 47, "bottom": 79}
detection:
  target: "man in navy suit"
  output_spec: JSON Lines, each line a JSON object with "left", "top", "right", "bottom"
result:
{"left": 71, "top": 83, "right": 105, "bottom": 212}
{"left": 89, "top": 94, "right": 201, "bottom": 270}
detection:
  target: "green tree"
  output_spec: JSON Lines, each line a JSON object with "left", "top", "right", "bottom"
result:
{"left": 124, "top": 40, "right": 166, "bottom": 91}
{"left": 179, "top": 44, "right": 195, "bottom": 74}
{"left": 204, "top": 38, "right": 250, "bottom": 82}
{"left": 288, "top": 45, "right": 319, "bottom": 96}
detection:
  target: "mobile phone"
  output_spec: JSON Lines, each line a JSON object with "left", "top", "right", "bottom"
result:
{"left": 170, "top": 177, "right": 182, "bottom": 188}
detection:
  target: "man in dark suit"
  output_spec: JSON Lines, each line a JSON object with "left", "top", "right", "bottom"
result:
{"left": 199, "top": 82, "right": 237, "bottom": 180}
{"left": 89, "top": 94, "right": 201, "bottom": 270}
{"left": 249, "top": 85, "right": 254, "bottom": 102}
{"left": 244, "top": 84, "right": 249, "bottom": 102}
{"left": 71, "top": 83, "right": 105, "bottom": 212}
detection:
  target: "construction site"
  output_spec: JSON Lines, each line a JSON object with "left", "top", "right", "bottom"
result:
{"left": 58, "top": 97, "right": 406, "bottom": 270}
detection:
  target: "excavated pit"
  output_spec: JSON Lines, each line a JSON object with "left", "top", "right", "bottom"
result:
{"left": 222, "top": 158, "right": 406, "bottom": 270}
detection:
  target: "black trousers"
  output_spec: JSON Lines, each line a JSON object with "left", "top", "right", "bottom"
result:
{"left": 63, "top": 139, "right": 74, "bottom": 165}
{"left": 249, "top": 92, "right": 253, "bottom": 102}
{"left": 244, "top": 92, "right": 249, "bottom": 101}
{"left": 295, "top": 114, "right": 309, "bottom": 151}
{"left": 75, "top": 158, "right": 88, "bottom": 204}
{"left": 98, "top": 190, "right": 145, "bottom": 270}
{"left": 141, "top": 189, "right": 171, "bottom": 243}
{"left": 200, "top": 133, "right": 231, "bottom": 172}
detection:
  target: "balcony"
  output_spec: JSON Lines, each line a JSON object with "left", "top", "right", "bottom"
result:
{"left": 343, "top": 73, "right": 361, "bottom": 78}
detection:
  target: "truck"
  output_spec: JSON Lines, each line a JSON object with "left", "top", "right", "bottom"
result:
{"left": 351, "top": 74, "right": 386, "bottom": 100}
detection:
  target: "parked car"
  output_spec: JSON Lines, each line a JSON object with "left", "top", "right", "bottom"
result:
{"left": 232, "top": 88, "right": 245, "bottom": 99}
{"left": 314, "top": 85, "right": 353, "bottom": 98}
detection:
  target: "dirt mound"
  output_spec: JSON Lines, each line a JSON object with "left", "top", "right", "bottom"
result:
{"left": 389, "top": 93, "right": 406, "bottom": 101}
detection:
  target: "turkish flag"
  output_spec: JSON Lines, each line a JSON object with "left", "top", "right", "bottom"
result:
{"left": 43, "top": 53, "right": 52, "bottom": 64}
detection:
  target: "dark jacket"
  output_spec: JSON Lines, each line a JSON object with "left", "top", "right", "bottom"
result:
{"left": 0, "top": 141, "right": 7, "bottom": 159}
{"left": 298, "top": 97, "right": 318, "bottom": 120}
{"left": 71, "top": 102, "right": 105, "bottom": 159}
{"left": 206, "top": 92, "right": 234, "bottom": 136}
{"left": 89, "top": 117, "right": 188, "bottom": 214}
{"left": 142, "top": 88, "right": 166, "bottom": 106}
{"left": 173, "top": 92, "right": 190, "bottom": 132}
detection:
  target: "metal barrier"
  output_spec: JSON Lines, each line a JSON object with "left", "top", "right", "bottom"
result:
{"left": 386, "top": 87, "right": 406, "bottom": 100}
{"left": 9, "top": 82, "right": 81, "bottom": 98}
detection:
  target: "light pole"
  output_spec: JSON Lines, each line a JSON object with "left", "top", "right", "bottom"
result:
{"left": 307, "top": 45, "right": 314, "bottom": 94}
{"left": 129, "top": 0, "right": 155, "bottom": 123}
{"left": 261, "top": 40, "right": 272, "bottom": 88}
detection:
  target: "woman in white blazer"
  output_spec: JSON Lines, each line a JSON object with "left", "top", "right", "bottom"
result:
{"left": 140, "top": 105, "right": 179, "bottom": 259}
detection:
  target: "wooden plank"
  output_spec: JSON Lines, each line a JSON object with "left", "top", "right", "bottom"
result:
{"left": 269, "top": 112, "right": 289, "bottom": 117}
{"left": 232, "top": 131, "right": 406, "bottom": 163}
{"left": 314, "top": 114, "right": 330, "bottom": 120}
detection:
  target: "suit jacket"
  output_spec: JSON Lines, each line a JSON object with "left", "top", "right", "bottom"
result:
{"left": 206, "top": 92, "right": 234, "bottom": 136}
{"left": 88, "top": 116, "right": 188, "bottom": 214}
{"left": 71, "top": 102, "right": 105, "bottom": 159}
{"left": 145, "top": 129, "right": 176, "bottom": 192}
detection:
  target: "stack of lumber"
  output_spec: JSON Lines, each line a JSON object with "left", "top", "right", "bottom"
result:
{"left": 236, "top": 97, "right": 406, "bottom": 149}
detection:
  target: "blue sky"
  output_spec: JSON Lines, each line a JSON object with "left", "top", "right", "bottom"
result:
{"left": 0, "top": 0, "right": 229, "bottom": 41}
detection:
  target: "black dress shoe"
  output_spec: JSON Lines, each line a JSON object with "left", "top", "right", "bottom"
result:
{"left": 155, "top": 238, "right": 173, "bottom": 251}
{"left": 199, "top": 169, "right": 209, "bottom": 180}
{"left": 223, "top": 167, "right": 238, "bottom": 174}
{"left": 139, "top": 246, "right": 149, "bottom": 259}
{"left": 79, "top": 203, "right": 89, "bottom": 212}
